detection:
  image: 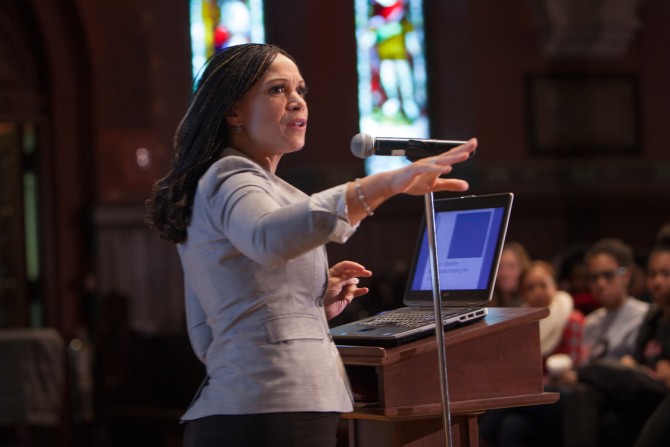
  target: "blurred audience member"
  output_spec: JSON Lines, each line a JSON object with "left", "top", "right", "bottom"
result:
{"left": 580, "top": 238, "right": 649, "bottom": 362}
{"left": 634, "top": 395, "right": 670, "bottom": 447}
{"left": 556, "top": 238, "right": 651, "bottom": 446}
{"left": 521, "top": 261, "right": 586, "bottom": 377}
{"left": 479, "top": 260, "right": 585, "bottom": 447}
{"left": 555, "top": 244, "right": 599, "bottom": 315}
{"left": 491, "top": 241, "right": 531, "bottom": 307}
{"left": 630, "top": 232, "right": 670, "bottom": 446}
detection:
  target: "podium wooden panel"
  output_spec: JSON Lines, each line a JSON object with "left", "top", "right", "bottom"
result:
{"left": 336, "top": 307, "right": 559, "bottom": 446}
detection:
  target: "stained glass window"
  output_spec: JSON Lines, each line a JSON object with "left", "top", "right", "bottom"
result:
{"left": 355, "top": 0, "right": 429, "bottom": 174}
{"left": 190, "top": 0, "right": 265, "bottom": 81}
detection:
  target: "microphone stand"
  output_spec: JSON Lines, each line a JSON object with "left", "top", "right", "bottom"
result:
{"left": 424, "top": 192, "right": 453, "bottom": 446}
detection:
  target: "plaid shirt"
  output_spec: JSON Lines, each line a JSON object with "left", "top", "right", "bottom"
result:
{"left": 546, "top": 310, "right": 587, "bottom": 369}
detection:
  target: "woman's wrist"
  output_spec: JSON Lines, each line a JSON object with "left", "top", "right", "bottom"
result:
{"left": 345, "top": 173, "right": 395, "bottom": 224}
{"left": 354, "top": 178, "right": 374, "bottom": 216}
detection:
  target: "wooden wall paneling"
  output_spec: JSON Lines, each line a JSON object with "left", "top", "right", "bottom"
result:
{"left": 93, "top": 205, "right": 184, "bottom": 335}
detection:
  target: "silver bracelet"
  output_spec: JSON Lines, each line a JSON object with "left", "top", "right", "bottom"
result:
{"left": 354, "top": 178, "right": 374, "bottom": 216}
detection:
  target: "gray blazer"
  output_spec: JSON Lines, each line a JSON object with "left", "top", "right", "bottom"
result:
{"left": 178, "top": 148, "right": 356, "bottom": 419}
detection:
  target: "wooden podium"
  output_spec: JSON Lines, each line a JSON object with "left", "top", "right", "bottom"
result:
{"left": 336, "top": 307, "right": 559, "bottom": 447}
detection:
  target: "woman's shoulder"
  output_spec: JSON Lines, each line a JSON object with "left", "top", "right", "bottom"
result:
{"left": 208, "top": 149, "right": 266, "bottom": 176}
{"left": 199, "top": 150, "right": 270, "bottom": 192}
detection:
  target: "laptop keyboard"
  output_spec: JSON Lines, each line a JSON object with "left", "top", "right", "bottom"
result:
{"left": 359, "top": 309, "right": 468, "bottom": 329}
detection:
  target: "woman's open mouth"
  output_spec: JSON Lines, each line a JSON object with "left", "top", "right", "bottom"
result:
{"left": 288, "top": 118, "right": 307, "bottom": 130}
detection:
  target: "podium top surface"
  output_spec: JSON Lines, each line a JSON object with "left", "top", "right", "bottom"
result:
{"left": 336, "top": 307, "right": 549, "bottom": 365}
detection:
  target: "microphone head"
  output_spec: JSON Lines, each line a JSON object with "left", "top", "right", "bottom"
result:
{"left": 350, "top": 133, "right": 375, "bottom": 159}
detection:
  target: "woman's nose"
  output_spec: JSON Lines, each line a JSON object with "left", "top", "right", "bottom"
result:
{"left": 288, "top": 93, "right": 306, "bottom": 110}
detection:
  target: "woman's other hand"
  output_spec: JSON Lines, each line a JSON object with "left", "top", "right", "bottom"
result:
{"left": 324, "top": 261, "right": 372, "bottom": 320}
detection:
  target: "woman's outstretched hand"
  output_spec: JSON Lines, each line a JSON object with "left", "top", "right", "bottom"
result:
{"left": 346, "top": 139, "right": 477, "bottom": 225}
{"left": 389, "top": 138, "right": 477, "bottom": 196}
{"left": 324, "top": 261, "right": 372, "bottom": 320}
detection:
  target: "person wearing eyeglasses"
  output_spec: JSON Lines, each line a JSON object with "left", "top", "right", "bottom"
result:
{"left": 581, "top": 238, "right": 649, "bottom": 363}
{"left": 554, "top": 238, "right": 650, "bottom": 447}
{"left": 556, "top": 235, "right": 670, "bottom": 447}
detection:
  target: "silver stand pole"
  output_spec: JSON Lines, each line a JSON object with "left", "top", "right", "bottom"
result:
{"left": 424, "top": 192, "right": 452, "bottom": 447}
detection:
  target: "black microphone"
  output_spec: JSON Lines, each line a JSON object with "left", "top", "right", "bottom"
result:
{"left": 350, "top": 133, "right": 470, "bottom": 161}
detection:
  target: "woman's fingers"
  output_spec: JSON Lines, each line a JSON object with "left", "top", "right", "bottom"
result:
{"left": 343, "top": 284, "right": 369, "bottom": 302}
{"left": 430, "top": 138, "right": 477, "bottom": 166}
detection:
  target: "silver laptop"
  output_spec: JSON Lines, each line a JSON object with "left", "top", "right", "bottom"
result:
{"left": 330, "top": 192, "right": 514, "bottom": 346}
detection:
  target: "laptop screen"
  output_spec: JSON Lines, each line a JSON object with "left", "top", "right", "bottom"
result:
{"left": 404, "top": 193, "right": 513, "bottom": 306}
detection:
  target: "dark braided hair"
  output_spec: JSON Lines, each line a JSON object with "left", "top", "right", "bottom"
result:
{"left": 146, "top": 44, "right": 295, "bottom": 244}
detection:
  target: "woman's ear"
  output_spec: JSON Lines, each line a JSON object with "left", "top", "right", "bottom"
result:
{"left": 226, "top": 101, "right": 242, "bottom": 127}
{"left": 226, "top": 111, "right": 241, "bottom": 127}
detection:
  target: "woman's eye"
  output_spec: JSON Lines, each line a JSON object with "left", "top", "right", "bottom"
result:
{"left": 268, "top": 85, "right": 286, "bottom": 95}
{"left": 267, "top": 85, "right": 308, "bottom": 97}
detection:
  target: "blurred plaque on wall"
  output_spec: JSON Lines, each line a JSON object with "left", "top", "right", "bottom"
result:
{"left": 527, "top": 74, "right": 640, "bottom": 156}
